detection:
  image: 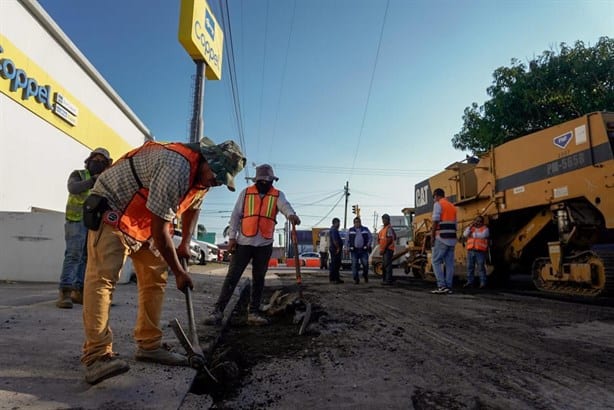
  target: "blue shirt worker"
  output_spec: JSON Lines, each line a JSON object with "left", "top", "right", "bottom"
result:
{"left": 57, "top": 147, "right": 112, "bottom": 309}
{"left": 349, "top": 217, "right": 372, "bottom": 284}
{"left": 328, "top": 217, "right": 343, "bottom": 284}
{"left": 463, "top": 216, "right": 490, "bottom": 288}
{"left": 430, "top": 188, "right": 457, "bottom": 294}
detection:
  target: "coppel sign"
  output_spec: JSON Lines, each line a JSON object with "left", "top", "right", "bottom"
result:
{"left": 178, "top": 0, "right": 224, "bottom": 80}
{"left": 0, "top": 44, "right": 78, "bottom": 125}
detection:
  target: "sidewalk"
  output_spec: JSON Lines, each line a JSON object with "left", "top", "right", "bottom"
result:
{"left": 0, "top": 279, "right": 198, "bottom": 410}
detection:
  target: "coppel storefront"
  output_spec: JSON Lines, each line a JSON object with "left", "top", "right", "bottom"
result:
{"left": 0, "top": 0, "right": 152, "bottom": 282}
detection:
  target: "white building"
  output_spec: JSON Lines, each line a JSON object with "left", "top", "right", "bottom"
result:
{"left": 0, "top": 0, "right": 152, "bottom": 282}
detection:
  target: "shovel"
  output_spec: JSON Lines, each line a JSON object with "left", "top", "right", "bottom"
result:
{"left": 170, "top": 258, "right": 217, "bottom": 382}
{"left": 291, "top": 222, "right": 311, "bottom": 335}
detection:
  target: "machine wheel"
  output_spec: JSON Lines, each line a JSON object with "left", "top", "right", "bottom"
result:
{"left": 373, "top": 262, "right": 383, "bottom": 276}
{"left": 198, "top": 250, "right": 207, "bottom": 265}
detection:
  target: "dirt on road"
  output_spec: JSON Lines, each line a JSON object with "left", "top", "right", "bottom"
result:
{"left": 184, "top": 264, "right": 614, "bottom": 409}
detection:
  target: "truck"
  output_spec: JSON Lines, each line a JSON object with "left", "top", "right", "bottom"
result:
{"left": 405, "top": 112, "right": 614, "bottom": 297}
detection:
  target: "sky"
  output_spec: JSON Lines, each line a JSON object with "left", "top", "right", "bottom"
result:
{"left": 38, "top": 0, "right": 613, "bottom": 242}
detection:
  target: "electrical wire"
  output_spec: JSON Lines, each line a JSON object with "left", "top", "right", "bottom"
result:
{"left": 267, "top": 0, "right": 297, "bottom": 160}
{"left": 219, "top": 0, "right": 248, "bottom": 179}
{"left": 349, "top": 0, "right": 390, "bottom": 174}
{"left": 272, "top": 162, "right": 436, "bottom": 176}
{"left": 311, "top": 191, "right": 346, "bottom": 227}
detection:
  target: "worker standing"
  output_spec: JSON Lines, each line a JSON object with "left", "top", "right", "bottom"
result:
{"left": 349, "top": 217, "right": 372, "bottom": 284}
{"left": 328, "top": 217, "right": 343, "bottom": 284}
{"left": 430, "top": 188, "right": 457, "bottom": 294}
{"left": 204, "top": 164, "right": 301, "bottom": 326}
{"left": 463, "top": 216, "right": 490, "bottom": 288}
{"left": 378, "top": 214, "right": 396, "bottom": 285}
{"left": 57, "top": 147, "right": 112, "bottom": 309}
{"left": 80, "top": 138, "right": 245, "bottom": 385}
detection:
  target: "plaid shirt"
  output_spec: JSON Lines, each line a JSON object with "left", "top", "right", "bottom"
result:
{"left": 92, "top": 144, "right": 201, "bottom": 222}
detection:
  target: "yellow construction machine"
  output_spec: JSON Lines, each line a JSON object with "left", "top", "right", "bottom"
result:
{"left": 406, "top": 112, "right": 614, "bottom": 297}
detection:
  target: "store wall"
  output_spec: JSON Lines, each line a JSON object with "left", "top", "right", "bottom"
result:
{"left": 0, "top": 0, "right": 151, "bottom": 282}
{"left": 0, "top": 0, "right": 152, "bottom": 212}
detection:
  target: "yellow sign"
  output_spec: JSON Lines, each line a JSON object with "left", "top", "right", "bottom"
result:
{"left": 0, "top": 34, "right": 132, "bottom": 159}
{"left": 178, "top": 0, "right": 224, "bottom": 80}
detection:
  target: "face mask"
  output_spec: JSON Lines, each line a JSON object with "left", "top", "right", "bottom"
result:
{"left": 87, "top": 160, "right": 107, "bottom": 175}
{"left": 256, "top": 181, "right": 272, "bottom": 194}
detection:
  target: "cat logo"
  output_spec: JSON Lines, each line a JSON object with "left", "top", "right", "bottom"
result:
{"left": 553, "top": 131, "right": 572, "bottom": 149}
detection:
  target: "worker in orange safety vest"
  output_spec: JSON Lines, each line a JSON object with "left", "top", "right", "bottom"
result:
{"left": 462, "top": 215, "right": 490, "bottom": 289}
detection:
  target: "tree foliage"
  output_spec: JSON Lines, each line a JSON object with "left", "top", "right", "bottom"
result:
{"left": 452, "top": 37, "right": 614, "bottom": 154}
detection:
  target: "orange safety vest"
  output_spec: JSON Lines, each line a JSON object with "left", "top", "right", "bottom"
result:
{"left": 466, "top": 225, "right": 488, "bottom": 252}
{"left": 378, "top": 225, "right": 395, "bottom": 252}
{"left": 436, "top": 197, "right": 457, "bottom": 240}
{"left": 117, "top": 141, "right": 205, "bottom": 242}
{"left": 241, "top": 185, "right": 279, "bottom": 239}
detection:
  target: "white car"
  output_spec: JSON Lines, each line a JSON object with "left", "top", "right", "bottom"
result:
{"left": 171, "top": 229, "right": 202, "bottom": 265}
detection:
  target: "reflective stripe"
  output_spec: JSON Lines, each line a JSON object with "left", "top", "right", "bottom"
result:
{"left": 378, "top": 225, "right": 395, "bottom": 251}
{"left": 65, "top": 169, "right": 91, "bottom": 221}
{"left": 241, "top": 185, "right": 280, "bottom": 239}
{"left": 466, "top": 226, "right": 488, "bottom": 251}
{"left": 437, "top": 198, "right": 457, "bottom": 240}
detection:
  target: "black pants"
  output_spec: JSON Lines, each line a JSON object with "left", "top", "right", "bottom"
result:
{"left": 329, "top": 250, "right": 341, "bottom": 281}
{"left": 215, "top": 243, "right": 273, "bottom": 312}
{"left": 383, "top": 249, "right": 394, "bottom": 283}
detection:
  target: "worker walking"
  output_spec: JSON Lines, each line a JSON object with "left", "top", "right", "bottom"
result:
{"left": 463, "top": 216, "right": 490, "bottom": 288}
{"left": 378, "top": 214, "right": 396, "bottom": 285}
{"left": 430, "top": 188, "right": 457, "bottom": 294}
{"left": 57, "top": 147, "right": 112, "bottom": 309}
{"left": 204, "top": 164, "right": 300, "bottom": 326}
{"left": 80, "top": 138, "right": 245, "bottom": 385}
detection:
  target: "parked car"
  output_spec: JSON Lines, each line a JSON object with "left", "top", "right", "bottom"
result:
{"left": 194, "top": 239, "right": 219, "bottom": 265}
{"left": 299, "top": 252, "right": 320, "bottom": 267}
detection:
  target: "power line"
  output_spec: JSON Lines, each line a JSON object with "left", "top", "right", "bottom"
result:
{"left": 267, "top": 0, "right": 297, "bottom": 160}
{"left": 349, "top": 0, "right": 390, "bottom": 174}
{"left": 219, "top": 0, "right": 248, "bottom": 177}
{"left": 272, "top": 162, "right": 436, "bottom": 176}
{"left": 312, "top": 191, "right": 346, "bottom": 227}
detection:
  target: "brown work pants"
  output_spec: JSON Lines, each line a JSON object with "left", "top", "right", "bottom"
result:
{"left": 80, "top": 222, "right": 168, "bottom": 366}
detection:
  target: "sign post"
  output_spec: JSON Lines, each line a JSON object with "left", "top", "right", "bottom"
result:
{"left": 178, "top": 0, "right": 224, "bottom": 142}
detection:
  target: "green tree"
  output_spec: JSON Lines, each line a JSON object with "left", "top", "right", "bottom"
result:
{"left": 452, "top": 37, "right": 614, "bottom": 154}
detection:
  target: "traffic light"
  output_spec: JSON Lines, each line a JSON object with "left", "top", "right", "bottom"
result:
{"left": 352, "top": 205, "right": 357, "bottom": 214}
{"left": 356, "top": 206, "right": 361, "bottom": 216}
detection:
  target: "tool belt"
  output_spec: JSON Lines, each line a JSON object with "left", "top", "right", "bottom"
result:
{"left": 82, "top": 194, "right": 110, "bottom": 231}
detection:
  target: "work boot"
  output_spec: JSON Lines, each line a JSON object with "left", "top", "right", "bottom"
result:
{"left": 247, "top": 311, "right": 269, "bottom": 326}
{"left": 70, "top": 289, "right": 83, "bottom": 305}
{"left": 363, "top": 274, "right": 369, "bottom": 283}
{"left": 85, "top": 354, "right": 130, "bottom": 385}
{"left": 203, "top": 307, "right": 223, "bottom": 326}
{"left": 56, "top": 288, "right": 73, "bottom": 309}
{"left": 135, "top": 346, "right": 189, "bottom": 366}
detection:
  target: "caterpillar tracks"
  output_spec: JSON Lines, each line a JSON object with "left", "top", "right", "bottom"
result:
{"left": 532, "top": 247, "right": 614, "bottom": 297}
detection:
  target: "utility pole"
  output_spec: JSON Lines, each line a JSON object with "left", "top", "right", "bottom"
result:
{"left": 343, "top": 181, "right": 350, "bottom": 230}
{"left": 189, "top": 61, "right": 206, "bottom": 143}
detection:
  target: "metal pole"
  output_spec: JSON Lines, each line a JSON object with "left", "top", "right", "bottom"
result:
{"left": 343, "top": 181, "right": 349, "bottom": 230}
{"left": 189, "top": 60, "right": 206, "bottom": 143}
